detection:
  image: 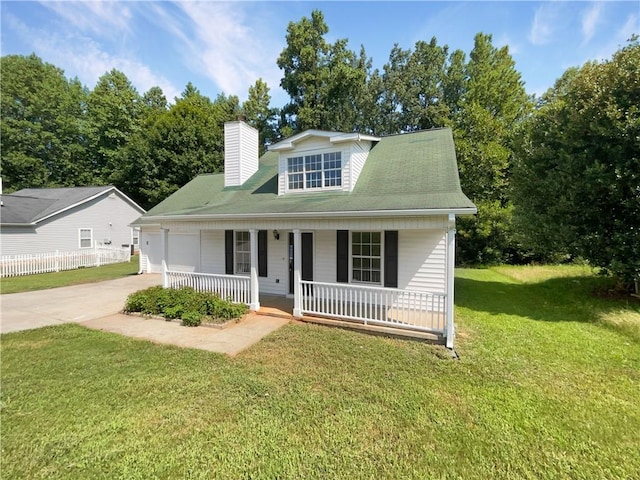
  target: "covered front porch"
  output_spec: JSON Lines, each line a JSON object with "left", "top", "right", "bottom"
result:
{"left": 156, "top": 216, "right": 457, "bottom": 347}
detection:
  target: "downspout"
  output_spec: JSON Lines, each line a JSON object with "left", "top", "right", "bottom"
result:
{"left": 445, "top": 213, "right": 456, "bottom": 350}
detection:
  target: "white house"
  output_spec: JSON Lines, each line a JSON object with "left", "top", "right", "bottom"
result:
{"left": 0, "top": 186, "right": 145, "bottom": 256}
{"left": 133, "top": 121, "right": 476, "bottom": 347}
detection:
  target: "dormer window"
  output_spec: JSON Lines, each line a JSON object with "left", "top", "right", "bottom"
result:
{"left": 287, "top": 152, "right": 342, "bottom": 191}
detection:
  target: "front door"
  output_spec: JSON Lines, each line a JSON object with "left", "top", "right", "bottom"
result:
{"left": 289, "top": 232, "right": 313, "bottom": 294}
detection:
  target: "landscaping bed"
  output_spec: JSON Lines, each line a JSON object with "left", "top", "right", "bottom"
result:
{"left": 123, "top": 285, "right": 248, "bottom": 327}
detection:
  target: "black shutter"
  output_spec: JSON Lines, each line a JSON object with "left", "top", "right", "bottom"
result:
{"left": 258, "top": 230, "right": 267, "bottom": 277}
{"left": 225, "top": 230, "right": 234, "bottom": 274}
{"left": 336, "top": 230, "right": 349, "bottom": 283}
{"left": 384, "top": 231, "right": 398, "bottom": 288}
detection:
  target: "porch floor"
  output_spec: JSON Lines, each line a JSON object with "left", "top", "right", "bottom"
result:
{"left": 258, "top": 295, "right": 294, "bottom": 319}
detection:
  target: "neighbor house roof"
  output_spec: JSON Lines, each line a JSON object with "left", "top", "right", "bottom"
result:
{"left": 1, "top": 186, "right": 145, "bottom": 226}
{"left": 134, "top": 127, "right": 476, "bottom": 224}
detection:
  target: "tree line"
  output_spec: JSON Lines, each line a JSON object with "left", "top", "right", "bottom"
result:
{"left": 1, "top": 10, "right": 637, "bottom": 288}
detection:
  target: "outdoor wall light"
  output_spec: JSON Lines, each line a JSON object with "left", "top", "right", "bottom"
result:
{"left": 273, "top": 230, "right": 280, "bottom": 240}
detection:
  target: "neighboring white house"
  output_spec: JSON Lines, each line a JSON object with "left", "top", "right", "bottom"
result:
{"left": 133, "top": 121, "right": 476, "bottom": 347}
{"left": 0, "top": 186, "right": 145, "bottom": 256}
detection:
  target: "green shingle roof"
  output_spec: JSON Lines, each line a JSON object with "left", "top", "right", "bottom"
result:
{"left": 135, "top": 128, "right": 475, "bottom": 224}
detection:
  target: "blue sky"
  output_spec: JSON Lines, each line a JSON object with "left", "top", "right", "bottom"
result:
{"left": 1, "top": 1, "right": 638, "bottom": 107}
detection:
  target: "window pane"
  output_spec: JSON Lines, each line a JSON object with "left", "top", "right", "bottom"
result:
{"left": 363, "top": 232, "right": 370, "bottom": 242}
{"left": 372, "top": 245, "right": 380, "bottom": 256}
{"left": 372, "top": 232, "right": 381, "bottom": 243}
{"left": 353, "top": 232, "right": 361, "bottom": 243}
{"left": 351, "top": 231, "right": 382, "bottom": 284}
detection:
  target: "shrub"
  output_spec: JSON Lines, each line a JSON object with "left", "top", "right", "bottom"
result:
{"left": 181, "top": 311, "right": 203, "bottom": 327}
{"left": 123, "top": 286, "right": 247, "bottom": 325}
{"left": 163, "top": 305, "right": 184, "bottom": 320}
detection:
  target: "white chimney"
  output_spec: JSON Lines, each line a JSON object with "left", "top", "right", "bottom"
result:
{"left": 224, "top": 120, "right": 259, "bottom": 187}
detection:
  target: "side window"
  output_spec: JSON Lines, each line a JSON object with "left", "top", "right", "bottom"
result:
{"left": 79, "top": 228, "right": 93, "bottom": 248}
{"left": 351, "top": 231, "right": 381, "bottom": 284}
{"left": 235, "top": 231, "right": 250, "bottom": 274}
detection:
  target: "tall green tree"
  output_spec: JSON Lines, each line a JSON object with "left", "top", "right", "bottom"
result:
{"left": 381, "top": 37, "right": 451, "bottom": 133}
{"left": 242, "top": 78, "right": 278, "bottom": 152}
{"left": 454, "top": 33, "right": 531, "bottom": 264}
{"left": 277, "top": 9, "right": 371, "bottom": 133}
{"left": 512, "top": 39, "right": 640, "bottom": 288}
{"left": 0, "top": 54, "right": 89, "bottom": 190}
{"left": 117, "top": 84, "right": 240, "bottom": 209}
{"left": 86, "top": 69, "right": 141, "bottom": 183}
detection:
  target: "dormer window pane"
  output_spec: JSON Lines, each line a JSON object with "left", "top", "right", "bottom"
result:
{"left": 286, "top": 151, "right": 341, "bottom": 191}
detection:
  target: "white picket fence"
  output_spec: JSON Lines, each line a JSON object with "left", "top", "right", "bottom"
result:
{"left": 0, "top": 246, "right": 131, "bottom": 278}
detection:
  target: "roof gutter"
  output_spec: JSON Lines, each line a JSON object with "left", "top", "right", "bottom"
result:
{"left": 140, "top": 207, "right": 477, "bottom": 223}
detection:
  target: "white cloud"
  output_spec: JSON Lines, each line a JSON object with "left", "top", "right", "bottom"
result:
{"left": 529, "top": 3, "right": 560, "bottom": 46}
{"left": 581, "top": 2, "right": 604, "bottom": 45}
{"left": 167, "top": 2, "right": 285, "bottom": 101}
{"left": 5, "top": 12, "right": 181, "bottom": 101}
{"left": 39, "top": 0, "right": 133, "bottom": 37}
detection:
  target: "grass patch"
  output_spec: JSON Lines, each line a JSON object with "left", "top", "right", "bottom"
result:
{"left": 0, "top": 256, "right": 139, "bottom": 294}
{"left": 1, "top": 265, "right": 639, "bottom": 479}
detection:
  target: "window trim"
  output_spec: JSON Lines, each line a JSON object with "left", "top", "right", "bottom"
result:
{"left": 350, "top": 231, "right": 383, "bottom": 285}
{"left": 285, "top": 149, "right": 343, "bottom": 192}
{"left": 234, "top": 231, "right": 251, "bottom": 275}
{"left": 131, "top": 228, "right": 140, "bottom": 246}
{"left": 79, "top": 228, "right": 93, "bottom": 249}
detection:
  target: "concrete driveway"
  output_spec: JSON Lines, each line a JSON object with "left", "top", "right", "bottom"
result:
{"left": 1, "top": 274, "right": 290, "bottom": 356}
{"left": 0, "top": 274, "right": 162, "bottom": 334}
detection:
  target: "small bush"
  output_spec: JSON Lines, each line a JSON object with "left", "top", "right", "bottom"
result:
{"left": 163, "top": 305, "right": 184, "bottom": 320}
{"left": 181, "top": 311, "right": 203, "bottom": 327}
{"left": 123, "top": 286, "right": 247, "bottom": 325}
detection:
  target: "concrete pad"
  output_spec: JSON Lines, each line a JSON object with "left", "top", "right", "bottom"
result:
{"left": 0, "top": 274, "right": 162, "bottom": 334}
{"left": 80, "top": 313, "right": 289, "bottom": 356}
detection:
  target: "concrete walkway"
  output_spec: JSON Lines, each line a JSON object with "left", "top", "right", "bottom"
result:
{"left": 1, "top": 274, "right": 290, "bottom": 355}
{"left": 81, "top": 313, "right": 290, "bottom": 356}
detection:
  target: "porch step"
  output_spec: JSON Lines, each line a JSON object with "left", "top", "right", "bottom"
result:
{"left": 300, "top": 315, "right": 444, "bottom": 343}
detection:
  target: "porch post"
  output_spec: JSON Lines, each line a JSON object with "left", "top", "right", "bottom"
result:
{"left": 445, "top": 214, "right": 456, "bottom": 349}
{"left": 249, "top": 229, "right": 260, "bottom": 311}
{"left": 161, "top": 227, "right": 169, "bottom": 288}
{"left": 293, "top": 228, "right": 302, "bottom": 318}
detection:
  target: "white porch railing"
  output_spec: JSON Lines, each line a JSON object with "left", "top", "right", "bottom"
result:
{"left": 164, "top": 270, "right": 251, "bottom": 305}
{"left": 300, "top": 280, "right": 447, "bottom": 334}
{"left": 0, "top": 246, "right": 131, "bottom": 278}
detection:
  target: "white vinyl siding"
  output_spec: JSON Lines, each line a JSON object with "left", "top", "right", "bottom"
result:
{"left": 79, "top": 228, "right": 93, "bottom": 248}
{"left": 200, "top": 230, "right": 225, "bottom": 274}
{"left": 224, "top": 121, "right": 259, "bottom": 187}
{"left": 314, "top": 230, "right": 335, "bottom": 283}
{"left": 168, "top": 233, "right": 200, "bottom": 272}
{"left": 397, "top": 229, "right": 446, "bottom": 294}
{"left": 0, "top": 190, "right": 144, "bottom": 256}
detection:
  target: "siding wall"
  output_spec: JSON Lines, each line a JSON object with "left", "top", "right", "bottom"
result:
{"left": 224, "top": 121, "right": 259, "bottom": 187}
{"left": 141, "top": 223, "right": 449, "bottom": 296}
{"left": 348, "top": 141, "right": 372, "bottom": 189}
{"left": 398, "top": 229, "right": 447, "bottom": 294}
{"left": 168, "top": 233, "right": 200, "bottom": 272}
{"left": 1, "top": 191, "right": 143, "bottom": 256}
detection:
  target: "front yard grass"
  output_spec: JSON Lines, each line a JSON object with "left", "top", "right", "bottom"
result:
{"left": 0, "top": 256, "right": 139, "bottom": 294}
{"left": 1, "top": 265, "right": 638, "bottom": 479}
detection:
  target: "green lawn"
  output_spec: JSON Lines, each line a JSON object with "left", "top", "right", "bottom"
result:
{"left": 0, "top": 256, "right": 139, "bottom": 294}
{"left": 1, "top": 265, "right": 638, "bottom": 479}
